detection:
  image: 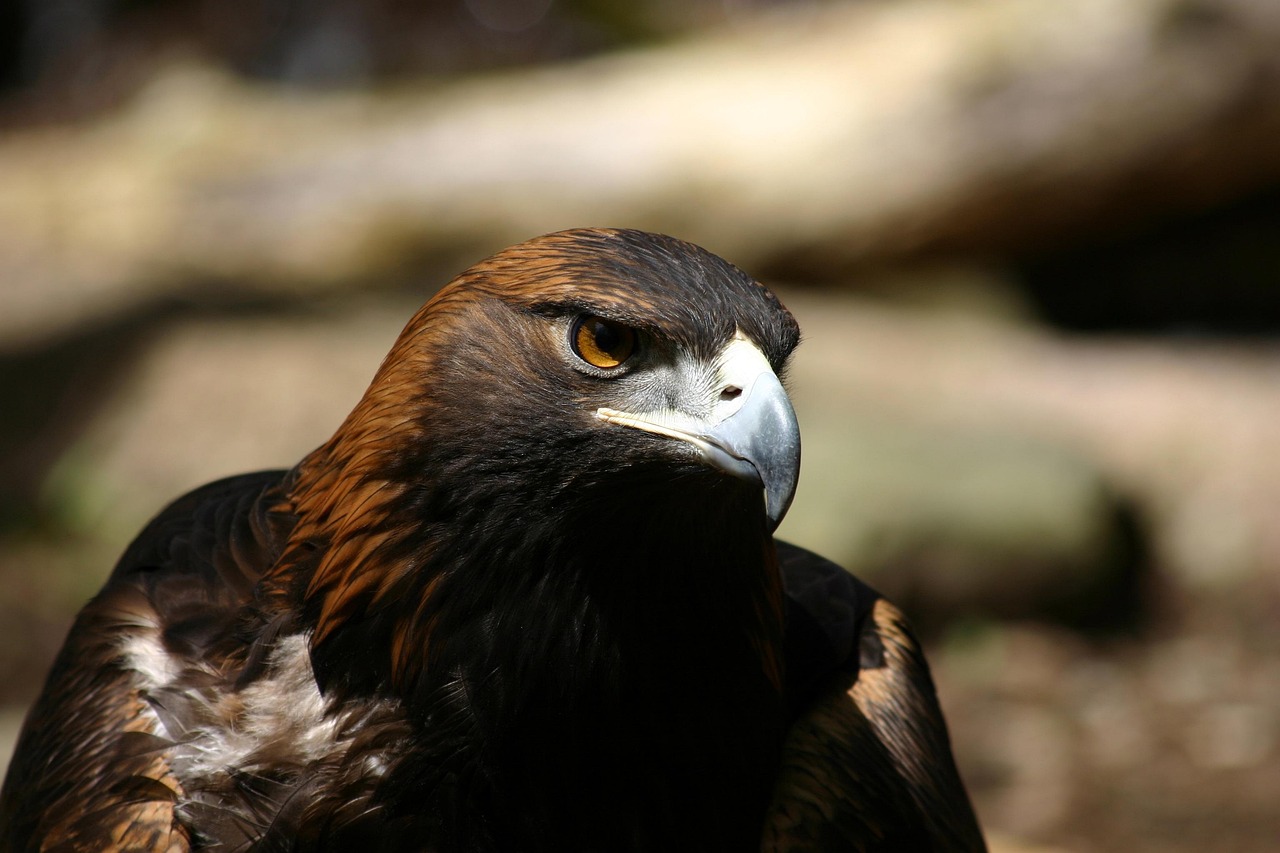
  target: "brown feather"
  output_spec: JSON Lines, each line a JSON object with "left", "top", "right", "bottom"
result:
{"left": 1, "top": 229, "right": 982, "bottom": 852}
{"left": 1, "top": 586, "right": 192, "bottom": 852}
{"left": 764, "top": 586, "right": 986, "bottom": 852}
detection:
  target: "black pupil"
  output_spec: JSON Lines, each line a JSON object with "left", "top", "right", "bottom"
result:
{"left": 592, "top": 320, "right": 621, "bottom": 355}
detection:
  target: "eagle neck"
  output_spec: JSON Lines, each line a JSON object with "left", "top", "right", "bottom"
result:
{"left": 286, "top": 440, "right": 788, "bottom": 850}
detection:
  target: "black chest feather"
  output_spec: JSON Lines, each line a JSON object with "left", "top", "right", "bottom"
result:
{"left": 289, "top": 490, "right": 787, "bottom": 852}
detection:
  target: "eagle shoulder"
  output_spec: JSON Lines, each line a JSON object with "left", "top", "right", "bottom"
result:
{"left": 769, "top": 542, "right": 987, "bottom": 852}
{"left": 0, "top": 471, "right": 294, "bottom": 852}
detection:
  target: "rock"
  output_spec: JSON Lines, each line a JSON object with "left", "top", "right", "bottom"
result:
{"left": 780, "top": 288, "right": 1280, "bottom": 598}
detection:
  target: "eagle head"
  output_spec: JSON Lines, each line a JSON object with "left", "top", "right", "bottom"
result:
{"left": 357, "top": 227, "right": 800, "bottom": 524}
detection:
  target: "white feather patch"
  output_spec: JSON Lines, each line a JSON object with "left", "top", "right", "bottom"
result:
{"left": 121, "top": 629, "right": 399, "bottom": 789}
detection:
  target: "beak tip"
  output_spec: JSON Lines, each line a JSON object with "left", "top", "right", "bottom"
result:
{"left": 704, "top": 369, "right": 801, "bottom": 532}
{"left": 763, "top": 437, "right": 800, "bottom": 533}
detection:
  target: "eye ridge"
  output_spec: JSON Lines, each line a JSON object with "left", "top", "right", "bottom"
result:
{"left": 571, "top": 315, "right": 637, "bottom": 370}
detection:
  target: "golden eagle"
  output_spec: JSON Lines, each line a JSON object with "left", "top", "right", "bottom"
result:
{"left": 0, "top": 229, "right": 984, "bottom": 852}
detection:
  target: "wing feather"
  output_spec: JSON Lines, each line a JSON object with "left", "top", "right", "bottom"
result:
{"left": 0, "top": 471, "right": 293, "bottom": 853}
{"left": 768, "top": 542, "right": 986, "bottom": 852}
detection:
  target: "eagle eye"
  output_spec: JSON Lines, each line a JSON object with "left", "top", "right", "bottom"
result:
{"left": 571, "top": 316, "right": 637, "bottom": 370}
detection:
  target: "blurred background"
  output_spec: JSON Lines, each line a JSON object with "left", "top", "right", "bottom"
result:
{"left": 1, "top": 0, "right": 1278, "bottom": 850}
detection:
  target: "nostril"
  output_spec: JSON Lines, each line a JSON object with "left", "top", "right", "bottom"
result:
{"left": 720, "top": 385, "right": 742, "bottom": 402}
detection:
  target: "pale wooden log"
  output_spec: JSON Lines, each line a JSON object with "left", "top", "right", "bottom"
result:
{"left": 3, "top": 0, "right": 1280, "bottom": 343}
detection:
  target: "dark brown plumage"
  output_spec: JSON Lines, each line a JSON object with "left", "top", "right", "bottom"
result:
{"left": 0, "top": 228, "right": 984, "bottom": 852}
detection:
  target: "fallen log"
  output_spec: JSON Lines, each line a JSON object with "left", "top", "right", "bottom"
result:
{"left": 3, "top": 0, "right": 1280, "bottom": 343}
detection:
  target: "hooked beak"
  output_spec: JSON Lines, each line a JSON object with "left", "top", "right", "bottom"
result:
{"left": 596, "top": 335, "right": 801, "bottom": 531}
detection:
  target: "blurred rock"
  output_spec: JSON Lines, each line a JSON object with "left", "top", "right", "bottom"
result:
{"left": 34, "top": 299, "right": 417, "bottom": 542}
{"left": 782, "top": 289, "right": 1280, "bottom": 597}
{"left": 779, "top": 402, "right": 1138, "bottom": 629}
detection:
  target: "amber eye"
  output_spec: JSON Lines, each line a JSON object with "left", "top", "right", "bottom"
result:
{"left": 571, "top": 316, "right": 637, "bottom": 370}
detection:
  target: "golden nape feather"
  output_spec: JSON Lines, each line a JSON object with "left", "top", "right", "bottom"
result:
{"left": 1, "top": 228, "right": 984, "bottom": 852}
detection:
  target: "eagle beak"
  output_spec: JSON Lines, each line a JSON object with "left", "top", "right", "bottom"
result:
{"left": 596, "top": 335, "right": 801, "bottom": 532}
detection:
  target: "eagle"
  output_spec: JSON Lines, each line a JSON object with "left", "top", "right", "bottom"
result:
{"left": 0, "top": 228, "right": 985, "bottom": 852}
